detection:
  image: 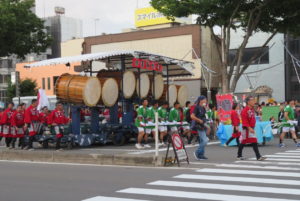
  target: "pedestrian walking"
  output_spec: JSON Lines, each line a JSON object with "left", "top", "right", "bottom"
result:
{"left": 237, "top": 96, "right": 266, "bottom": 161}
{"left": 191, "top": 96, "right": 208, "bottom": 160}
{"left": 225, "top": 103, "right": 241, "bottom": 147}
{"left": 48, "top": 102, "right": 70, "bottom": 151}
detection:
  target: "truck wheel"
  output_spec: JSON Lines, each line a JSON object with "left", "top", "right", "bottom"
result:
{"left": 112, "top": 133, "right": 126, "bottom": 146}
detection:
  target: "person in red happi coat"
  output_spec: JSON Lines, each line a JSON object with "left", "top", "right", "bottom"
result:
{"left": 237, "top": 96, "right": 266, "bottom": 161}
{"left": 48, "top": 102, "right": 70, "bottom": 151}
{"left": 11, "top": 104, "right": 26, "bottom": 149}
{"left": 1, "top": 103, "right": 15, "bottom": 148}
{"left": 0, "top": 108, "right": 4, "bottom": 141}
{"left": 225, "top": 103, "right": 241, "bottom": 146}
{"left": 24, "top": 99, "right": 40, "bottom": 150}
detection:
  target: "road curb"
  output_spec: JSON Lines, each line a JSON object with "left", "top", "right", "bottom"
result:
{"left": 0, "top": 149, "right": 164, "bottom": 167}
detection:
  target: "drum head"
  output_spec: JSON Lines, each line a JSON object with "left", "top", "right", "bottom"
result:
{"left": 152, "top": 74, "right": 164, "bottom": 100}
{"left": 178, "top": 85, "right": 188, "bottom": 107}
{"left": 168, "top": 85, "right": 178, "bottom": 106}
{"left": 136, "top": 73, "right": 150, "bottom": 98}
{"left": 123, "top": 71, "right": 136, "bottom": 99}
{"left": 102, "top": 78, "right": 119, "bottom": 107}
{"left": 83, "top": 78, "right": 102, "bottom": 107}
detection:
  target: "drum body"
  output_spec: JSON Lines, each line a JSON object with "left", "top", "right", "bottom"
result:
{"left": 136, "top": 73, "right": 150, "bottom": 99}
{"left": 55, "top": 74, "right": 101, "bottom": 107}
{"left": 177, "top": 85, "right": 188, "bottom": 107}
{"left": 151, "top": 74, "right": 164, "bottom": 100}
{"left": 98, "top": 78, "right": 119, "bottom": 107}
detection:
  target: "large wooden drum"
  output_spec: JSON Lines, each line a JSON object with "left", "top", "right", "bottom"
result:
{"left": 168, "top": 84, "right": 178, "bottom": 107}
{"left": 151, "top": 74, "right": 164, "bottom": 100}
{"left": 97, "top": 71, "right": 136, "bottom": 99}
{"left": 55, "top": 74, "right": 101, "bottom": 107}
{"left": 177, "top": 85, "right": 188, "bottom": 107}
{"left": 136, "top": 73, "right": 150, "bottom": 99}
{"left": 98, "top": 78, "right": 119, "bottom": 107}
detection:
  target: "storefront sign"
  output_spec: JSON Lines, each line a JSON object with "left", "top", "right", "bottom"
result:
{"left": 132, "top": 58, "right": 163, "bottom": 72}
{"left": 135, "top": 7, "right": 172, "bottom": 27}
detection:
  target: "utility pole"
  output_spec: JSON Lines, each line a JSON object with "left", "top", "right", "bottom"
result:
{"left": 15, "top": 71, "right": 20, "bottom": 104}
{"left": 94, "top": 18, "right": 100, "bottom": 36}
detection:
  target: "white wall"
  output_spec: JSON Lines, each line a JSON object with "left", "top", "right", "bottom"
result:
{"left": 230, "top": 30, "right": 285, "bottom": 102}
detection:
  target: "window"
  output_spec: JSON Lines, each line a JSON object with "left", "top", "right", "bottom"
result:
{"left": 47, "top": 77, "right": 51, "bottom": 90}
{"left": 228, "top": 46, "right": 269, "bottom": 65}
{"left": 42, "top": 78, "right": 45, "bottom": 89}
{"left": 53, "top": 76, "right": 59, "bottom": 86}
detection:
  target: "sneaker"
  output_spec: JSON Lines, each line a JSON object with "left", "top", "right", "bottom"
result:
{"left": 28, "top": 148, "right": 35, "bottom": 151}
{"left": 237, "top": 156, "right": 245, "bottom": 160}
{"left": 135, "top": 143, "right": 144, "bottom": 149}
{"left": 159, "top": 142, "right": 166, "bottom": 147}
{"left": 278, "top": 143, "right": 286, "bottom": 148}
{"left": 257, "top": 156, "right": 267, "bottom": 161}
{"left": 223, "top": 144, "right": 228, "bottom": 147}
{"left": 56, "top": 148, "right": 64, "bottom": 152}
{"left": 296, "top": 143, "right": 300, "bottom": 147}
{"left": 199, "top": 156, "right": 208, "bottom": 160}
{"left": 144, "top": 144, "right": 151, "bottom": 148}
{"left": 193, "top": 152, "right": 201, "bottom": 160}
{"left": 194, "top": 152, "right": 208, "bottom": 160}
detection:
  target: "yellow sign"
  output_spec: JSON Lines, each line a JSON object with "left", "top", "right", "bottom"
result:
{"left": 135, "top": 7, "right": 173, "bottom": 27}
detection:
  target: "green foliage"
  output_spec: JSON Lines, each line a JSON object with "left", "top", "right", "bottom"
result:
{"left": 0, "top": 0, "right": 51, "bottom": 58}
{"left": 7, "top": 78, "right": 37, "bottom": 101}
{"left": 150, "top": 0, "right": 300, "bottom": 35}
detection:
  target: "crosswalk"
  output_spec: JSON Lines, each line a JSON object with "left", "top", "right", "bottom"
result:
{"left": 82, "top": 148, "right": 300, "bottom": 201}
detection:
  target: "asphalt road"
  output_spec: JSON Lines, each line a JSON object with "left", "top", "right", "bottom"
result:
{"left": 0, "top": 138, "right": 300, "bottom": 201}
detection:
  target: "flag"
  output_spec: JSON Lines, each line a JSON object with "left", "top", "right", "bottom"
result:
{"left": 37, "top": 89, "right": 50, "bottom": 111}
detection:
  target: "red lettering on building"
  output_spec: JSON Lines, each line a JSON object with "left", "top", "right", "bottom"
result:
{"left": 132, "top": 58, "right": 163, "bottom": 72}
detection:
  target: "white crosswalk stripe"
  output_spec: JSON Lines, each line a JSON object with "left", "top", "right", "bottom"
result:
{"left": 196, "top": 168, "right": 300, "bottom": 177}
{"left": 235, "top": 160, "right": 300, "bottom": 166}
{"left": 82, "top": 196, "right": 151, "bottom": 201}
{"left": 285, "top": 150, "right": 300, "bottom": 153}
{"left": 215, "top": 163, "right": 300, "bottom": 171}
{"left": 174, "top": 174, "right": 300, "bottom": 185}
{"left": 84, "top": 149, "right": 300, "bottom": 201}
{"left": 148, "top": 180, "right": 300, "bottom": 195}
{"left": 264, "top": 155, "right": 300, "bottom": 158}
{"left": 117, "top": 188, "right": 299, "bottom": 201}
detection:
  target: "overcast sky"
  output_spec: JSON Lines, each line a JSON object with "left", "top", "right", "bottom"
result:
{"left": 35, "top": 0, "right": 151, "bottom": 37}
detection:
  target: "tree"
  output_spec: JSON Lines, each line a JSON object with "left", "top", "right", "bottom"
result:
{"left": 7, "top": 78, "right": 37, "bottom": 101}
{"left": 150, "top": 0, "right": 300, "bottom": 93}
{"left": 0, "top": 0, "right": 51, "bottom": 58}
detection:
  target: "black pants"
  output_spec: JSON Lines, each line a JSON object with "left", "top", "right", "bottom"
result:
{"left": 226, "top": 137, "right": 240, "bottom": 146}
{"left": 5, "top": 137, "right": 12, "bottom": 147}
{"left": 18, "top": 138, "right": 25, "bottom": 148}
{"left": 28, "top": 136, "right": 34, "bottom": 149}
{"left": 238, "top": 143, "right": 261, "bottom": 159}
{"left": 56, "top": 138, "right": 62, "bottom": 150}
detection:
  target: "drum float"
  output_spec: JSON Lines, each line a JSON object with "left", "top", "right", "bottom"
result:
{"left": 98, "top": 78, "right": 119, "bottom": 107}
{"left": 167, "top": 84, "right": 178, "bottom": 106}
{"left": 151, "top": 74, "right": 164, "bottom": 100}
{"left": 136, "top": 73, "right": 150, "bottom": 99}
{"left": 177, "top": 85, "right": 188, "bottom": 107}
{"left": 97, "top": 71, "right": 136, "bottom": 99}
{"left": 55, "top": 74, "right": 101, "bottom": 107}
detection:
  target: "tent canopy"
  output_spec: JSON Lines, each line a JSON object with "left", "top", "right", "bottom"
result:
{"left": 24, "top": 50, "right": 195, "bottom": 77}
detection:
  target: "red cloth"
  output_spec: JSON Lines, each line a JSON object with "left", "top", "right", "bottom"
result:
{"left": 1, "top": 108, "right": 14, "bottom": 125}
{"left": 39, "top": 112, "right": 49, "bottom": 124}
{"left": 48, "top": 109, "right": 69, "bottom": 125}
{"left": 190, "top": 104, "right": 196, "bottom": 114}
{"left": 231, "top": 110, "right": 240, "bottom": 127}
{"left": 11, "top": 111, "right": 25, "bottom": 127}
{"left": 0, "top": 112, "right": 3, "bottom": 125}
{"left": 241, "top": 106, "right": 257, "bottom": 144}
{"left": 24, "top": 105, "right": 39, "bottom": 124}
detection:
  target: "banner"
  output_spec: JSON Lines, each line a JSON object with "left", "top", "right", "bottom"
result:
{"left": 37, "top": 89, "right": 50, "bottom": 111}
{"left": 216, "top": 94, "right": 233, "bottom": 122}
{"left": 262, "top": 106, "right": 280, "bottom": 122}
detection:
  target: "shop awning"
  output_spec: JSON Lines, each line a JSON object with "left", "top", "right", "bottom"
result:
{"left": 24, "top": 50, "right": 195, "bottom": 77}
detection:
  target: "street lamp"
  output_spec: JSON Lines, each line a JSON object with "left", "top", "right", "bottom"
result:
{"left": 94, "top": 18, "right": 100, "bottom": 36}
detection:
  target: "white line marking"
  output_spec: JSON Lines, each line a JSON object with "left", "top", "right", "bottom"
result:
{"left": 0, "top": 160, "right": 200, "bottom": 170}
{"left": 265, "top": 155, "right": 300, "bottom": 158}
{"left": 129, "top": 142, "right": 220, "bottom": 155}
{"left": 174, "top": 174, "right": 300, "bottom": 185}
{"left": 235, "top": 160, "right": 300, "bottom": 166}
{"left": 249, "top": 158, "right": 300, "bottom": 162}
{"left": 82, "top": 196, "right": 150, "bottom": 201}
{"left": 118, "top": 188, "right": 299, "bottom": 201}
{"left": 148, "top": 180, "right": 300, "bottom": 195}
{"left": 196, "top": 168, "right": 300, "bottom": 177}
{"left": 275, "top": 153, "right": 300, "bottom": 155}
{"left": 216, "top": 164, "right": 300, "bottom": 171}
{"left": 285, "top": 150, "right": 300, "bottom": 153}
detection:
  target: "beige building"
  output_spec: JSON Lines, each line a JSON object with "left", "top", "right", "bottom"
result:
{"left": 61, "top": 38, "right": 84, "bottom": 57}
{"left": 83, "top": 24, "right": 221, "bottom": 101}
